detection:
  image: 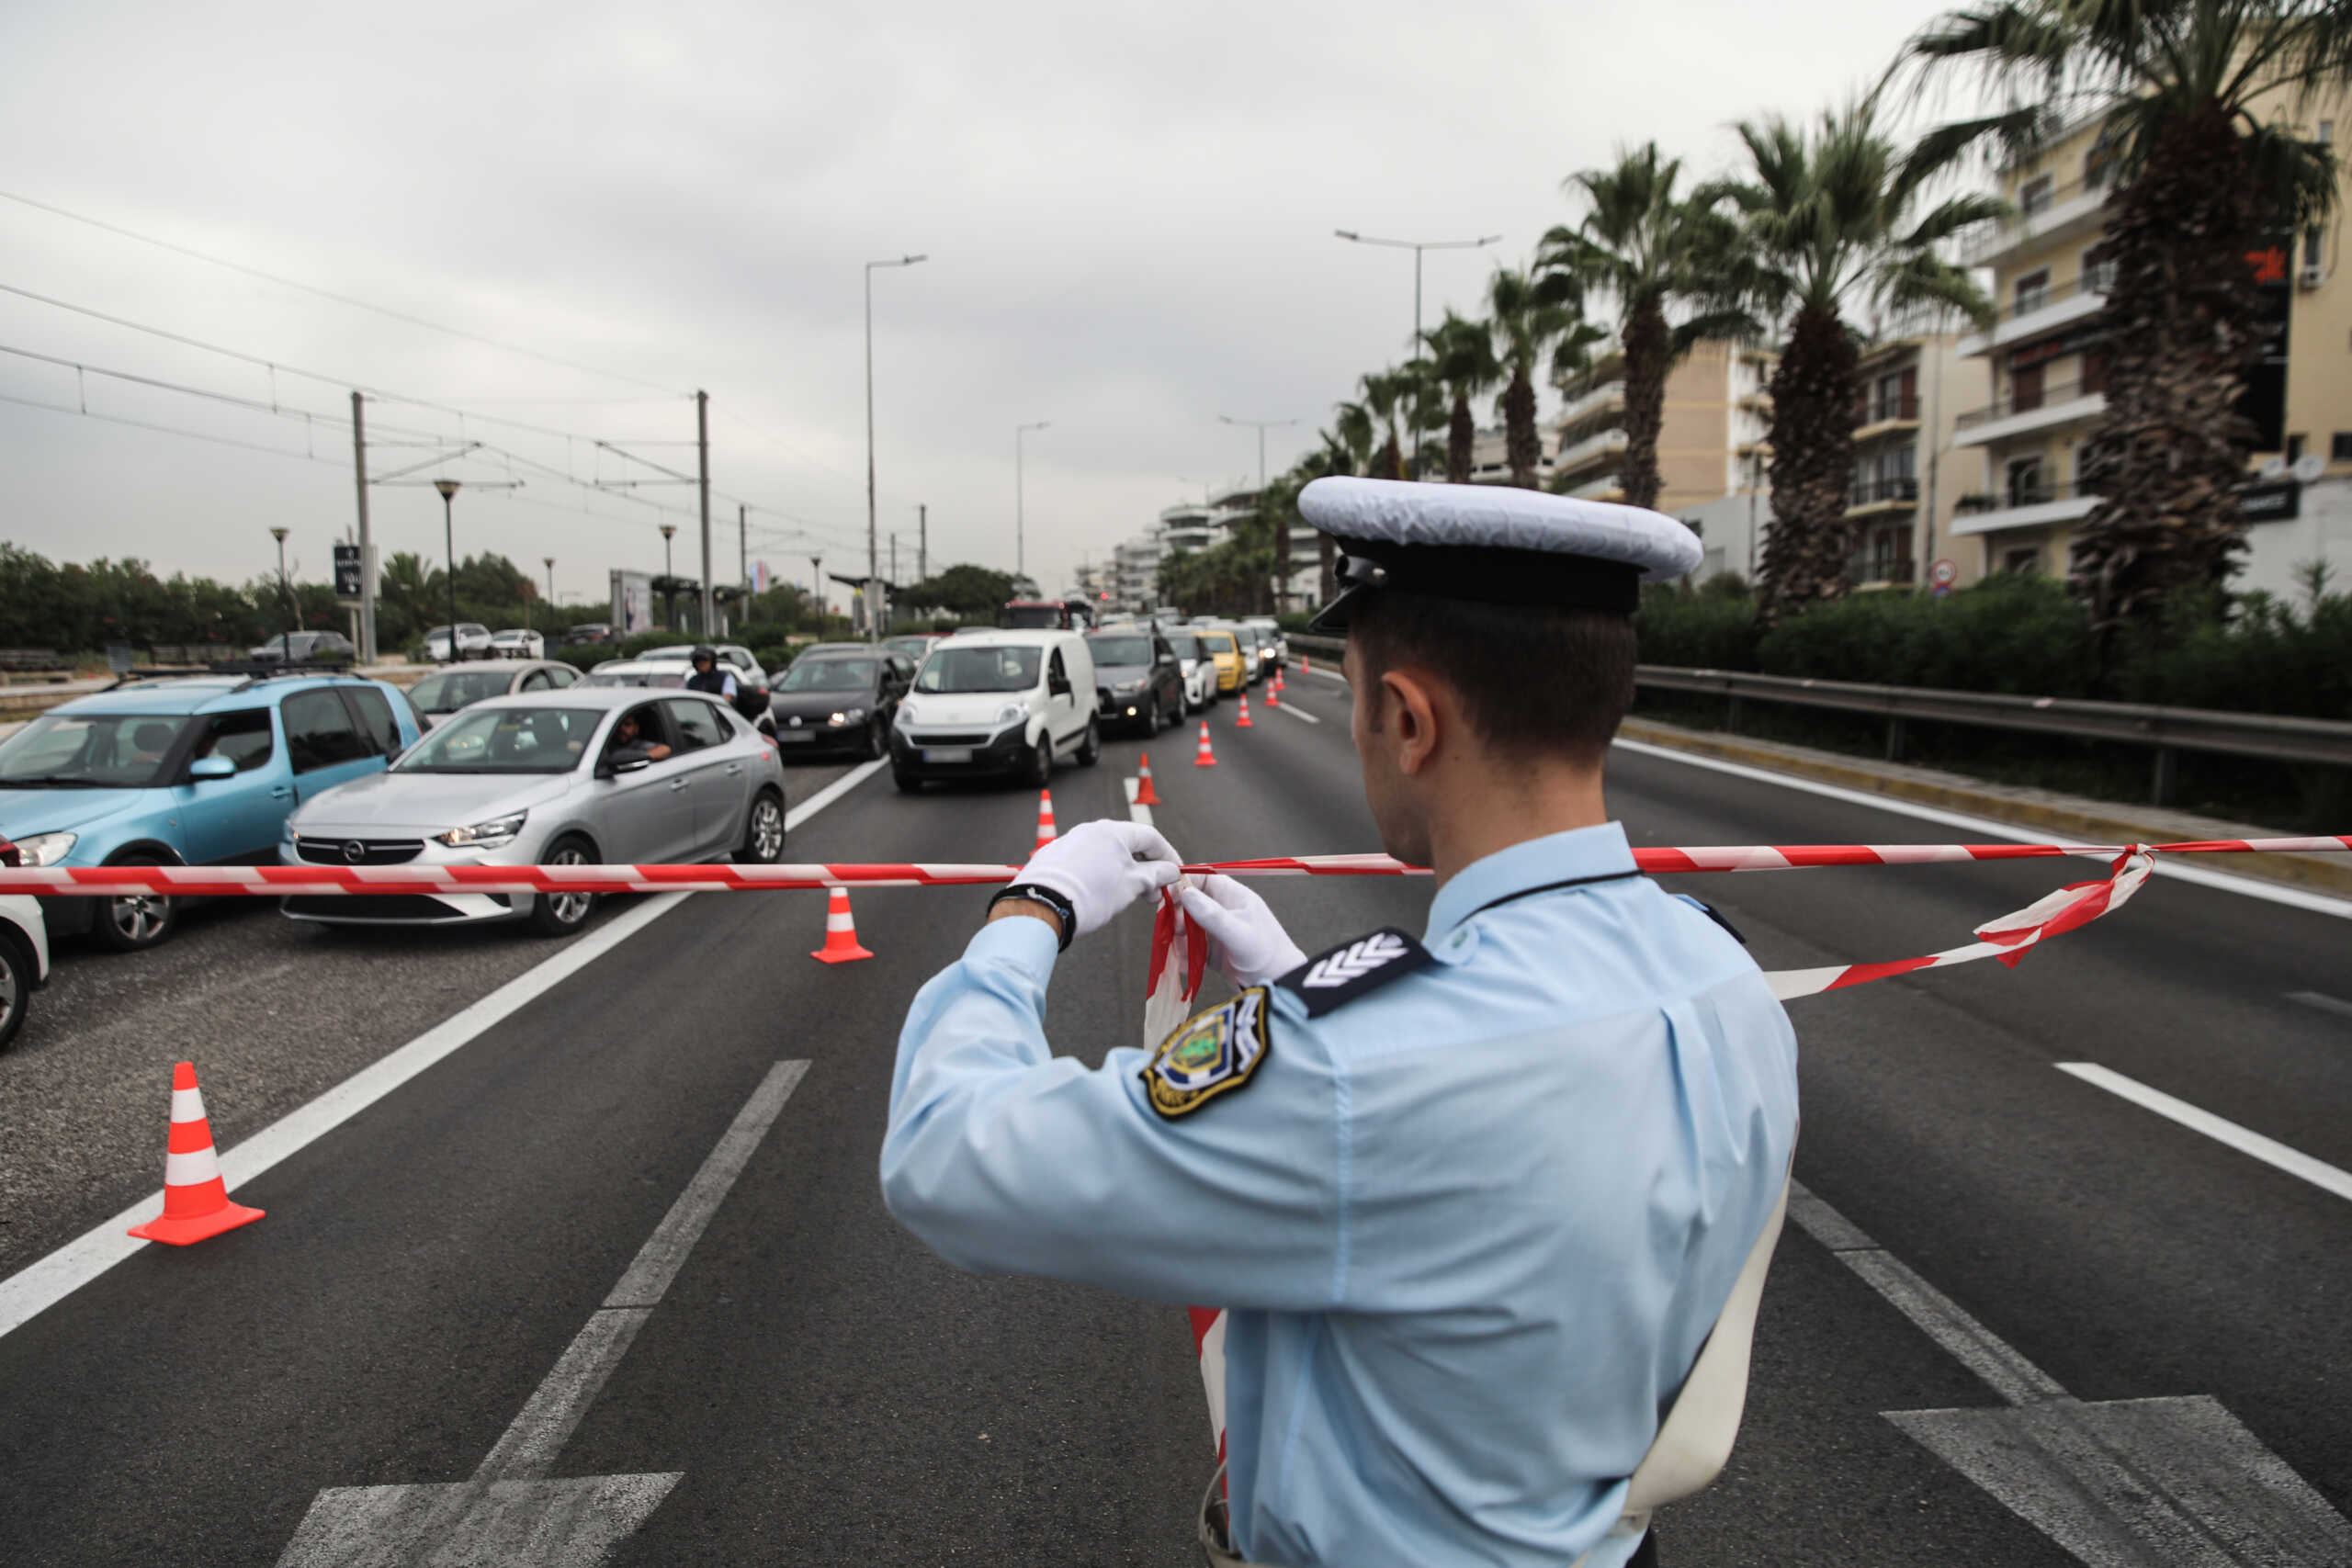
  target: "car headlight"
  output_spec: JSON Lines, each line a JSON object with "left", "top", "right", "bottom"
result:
{"left": 828, "top": 706, "right": 867, "bottom": 727}
{"left": 14, "top": 830, "right": 76, "bottom": 867}
{"left": 1114, "top": 679, "right": 1146, "bottom": 696}
{"left": 894, "top": 703, "right": 919, "bottom": 727}
{"left": 434, "top": 812, "right": 526, "bottom": 849}
{"left": 995, "top": 704, "right": 1027, "bottom": 726}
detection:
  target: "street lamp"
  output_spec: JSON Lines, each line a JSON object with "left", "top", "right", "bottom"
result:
{"left": 660, "top": 523, "right": 678, "bottom": 630}
{"left": 268, "top": 526, "right": 293, "bottom": 661}
{"left": 1015, "top": 420, "right": 1050, "bottom": 582}
{"left": 1335, "top": 229, "right": 1501, "bottom": 476}
{"left": 432, "top": 479, "right": 462, "bottom": 662}
{"left": 866, "top": 253, "right": 928, "bottom": 641}
{"left": 544, "top": 557, "right": 556, "bottom": 616}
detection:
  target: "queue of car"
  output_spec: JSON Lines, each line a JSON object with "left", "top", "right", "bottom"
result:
{"left": 0, "top": 614, "right": 1292, "bottom": 1047}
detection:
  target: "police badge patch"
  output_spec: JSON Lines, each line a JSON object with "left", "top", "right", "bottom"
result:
{"left": 1142, "top": 987, "right": 1272, "bottom": 1120}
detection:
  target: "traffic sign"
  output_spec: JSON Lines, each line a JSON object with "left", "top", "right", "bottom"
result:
{"left": 1930, "top": 558, "right": 1958, "bottom": 597}
{"left": 333, "top": 543, "right": 363, "bottom": 603}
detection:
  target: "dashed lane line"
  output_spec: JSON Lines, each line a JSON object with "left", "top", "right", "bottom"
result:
{"left": 2054, "top": 1061, "right": 2352, "bottom": 1206}
{"left": 0, "top": 759, "right": 888, "bottom": 1341}
{"left": 2288, "top": 989, "right": 2352, "bottom": 1021}
{"left": 1267, "top": 697, "right": 1320, "bottom": 724}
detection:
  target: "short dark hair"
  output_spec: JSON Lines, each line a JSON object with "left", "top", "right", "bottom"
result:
{"left": 1349, "top": 591, "right": 1635, "bottom": 764}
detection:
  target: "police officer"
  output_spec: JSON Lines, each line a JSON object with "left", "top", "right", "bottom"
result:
{"left": 881, "top": 478, "right": 1799, "bottom": 1568}
{"left": 684, "top": 645, "right": 738, "bottom": 705}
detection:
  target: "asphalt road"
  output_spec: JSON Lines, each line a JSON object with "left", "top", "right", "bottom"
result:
{"left": 1, "top": 672, "right": 2346, "bottom": 1566}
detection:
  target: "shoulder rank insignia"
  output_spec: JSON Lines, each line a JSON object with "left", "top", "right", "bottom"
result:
{"left": 1143, "top": 987, "right": 1272, "bottom": 1120}
{"left": 1276, "top": 927, "right": 1433, "bottom": 1017}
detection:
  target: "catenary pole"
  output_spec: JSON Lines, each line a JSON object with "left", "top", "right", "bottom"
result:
{"left": 696, "top": 389, "right": 713, "bottom": 636}
{"left": 918, "top": 503, "right": 927, "bottom": 583}
{"left": 349, "top": 391, "right": 377, "bottom": 662}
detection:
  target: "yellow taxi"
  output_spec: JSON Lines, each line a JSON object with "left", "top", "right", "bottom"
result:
{"left": 1193, "top": 626, "right": 1246, "bottom": 694}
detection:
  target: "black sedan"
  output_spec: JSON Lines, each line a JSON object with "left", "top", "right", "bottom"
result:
{"left": 1085, "top": 626, "right": 1185, "bottom": 735}
{"left": 767, "top": 648, "right": 913, "bottom": 759}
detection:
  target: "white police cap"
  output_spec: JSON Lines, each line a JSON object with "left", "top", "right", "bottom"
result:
{"left": 1299, "top": 477, "right": 1702, "bottom": 633}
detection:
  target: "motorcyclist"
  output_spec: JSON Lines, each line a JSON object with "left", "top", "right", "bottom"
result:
{"left": 684, "top": 645, "right": 739, "bottom": 705}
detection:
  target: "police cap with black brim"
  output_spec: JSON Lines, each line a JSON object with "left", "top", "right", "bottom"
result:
{"left": 1300, "top": 478, "right": 1704, "bottom": 635}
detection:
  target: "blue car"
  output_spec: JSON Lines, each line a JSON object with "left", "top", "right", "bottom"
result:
{"left": 0, "top": 671, "right": 424, "bottom": 952}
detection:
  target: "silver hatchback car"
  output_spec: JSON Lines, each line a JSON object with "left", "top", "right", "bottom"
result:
{"left": 279, "top": 687, "right": 787, "bottom": 933}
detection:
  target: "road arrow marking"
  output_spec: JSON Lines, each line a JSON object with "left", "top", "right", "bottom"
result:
{"left": 276, "top": 1059, "right": 810, "bottom": 1567}
{"left": 1787, "top": 1181, "right": 2352, "bottom": 1564}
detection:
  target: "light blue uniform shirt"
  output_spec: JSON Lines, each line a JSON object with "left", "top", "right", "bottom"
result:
{"left": 883, "top": 822, "right": 1799, "bottom": 1568}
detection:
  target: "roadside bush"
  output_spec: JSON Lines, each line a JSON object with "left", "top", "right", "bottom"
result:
{"left": 1758, "top": 575, "right": 2098, "bottom": 696}
{"left": 1634, "top": 586, "right": 1757, "bottom": 670}
{"left": 2113, "top": 589, "right": 2352, "bottom": 720}
{"left": 552, "top": 644, "right": 621, "bottom": 672}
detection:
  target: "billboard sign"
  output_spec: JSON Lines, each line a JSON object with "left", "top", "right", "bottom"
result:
{"left": 609, "top": 569, "right": 655, "bottom": 635}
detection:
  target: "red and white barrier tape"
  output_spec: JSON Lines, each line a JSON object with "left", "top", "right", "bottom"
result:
{"left": 0, "top": 835, "right": 2339, "bottom": 898}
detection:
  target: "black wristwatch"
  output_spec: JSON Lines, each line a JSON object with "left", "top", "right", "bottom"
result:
{"left": 989, "top": 883, "right": 1077, "bottom": 951}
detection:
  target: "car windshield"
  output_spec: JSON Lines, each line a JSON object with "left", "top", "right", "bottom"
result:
{"left": 1170, "top": 634, "right": 1202, "bottom": 659}
{"left": 918, "top": 646, "right": 1041, "bottom": 693}
{"left": 779, "top": 659, "right": 876, "bottom": 693}
{"left": 581, "top": 667, "right": 684, "bottom": 688}
{"left": 1087, "top": 636, "right": 1152, "bottom": 667}
{"left": 0, "top": 711, "right": 191, "bottom": 788}
{"left": 639, "top": 647, "right": 696, "bottom": 661}
{"left": 1002, "top": 605, "right": 1064, "bottom": 629}
{"left": 1199, "top": 632, "right": 1236, "bottom": 653}
{"left": 883, "top": 637, "right": 933, "bottom": 658}
{"left": 394, "top": 706, "right": 601, "bottom": 773}
{"left": 408, "top": 670, "right": 515, "bottom": 713}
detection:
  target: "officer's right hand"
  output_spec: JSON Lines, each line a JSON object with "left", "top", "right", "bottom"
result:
{"left": 1179, "top": 873, "right": 1307, "bottom": 987}
{"left": 1014, "top": 818, "right": 1182, "bottom": 939}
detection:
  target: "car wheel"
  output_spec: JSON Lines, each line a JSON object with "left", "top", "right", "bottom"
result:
{"left": 1025, "top": 734, "right": 1053, "bottom": 786}
{"left": 1077, "top": 719, "right": 1101, "bottom": 767}
{"left": 528, "top": 835, "right": 599, "bottom": 937}
{"left": 736, "top": 789, "right": 786, "bottom": 864}
{"left": 1142, "top": 694, "right": 1162, "bottom": 735}
{"left": 91, "top": 857, "right": 176, "bottom": 953}
{"left": 0, "top": 930, "right": 29, "bottom": 1051}
{"left": 893, "top": 769, "right": 923, "bottom": 794}
{"left": 858, "top": 716, "right": 884, "bottom": 761}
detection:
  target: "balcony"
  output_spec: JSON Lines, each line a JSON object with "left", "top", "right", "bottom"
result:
{"left": 1853, "top": 393, "right": 1921, "bottom": 443}
{"left": 1844, "top": 551, "right": 1918, "bottom": 588}
{"left": 1959, "top": 276, "right": 2108, "bottom": 357}
{"left": 1846, "top": 476, "right": 1920, "bottom": 517}
{"left": 1962, "top": 171, "right": 2116, "bottom": 269}
{"left": 1949, "top": 478, "right": 2101, "bottom": 536}
{"left": 1568, "top": 473, "right": 1625, "bottom": 502}
{"left": 1555, "top": 379, "right": 1626, "bottom": 430}
{"left": 1555, "top": 426, "right": 1629, "bottom": 477}
{"left": 1952, "top": 377, "right": 2107, "bottom": 447}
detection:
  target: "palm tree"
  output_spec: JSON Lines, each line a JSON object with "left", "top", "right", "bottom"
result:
{"left": 1319, "top": 404, "right": 1378, "bottom": 599}
{"left": 1539, "top": 143, "right": 1757, "bottom": 511}
{"left": 1487, "top": 267, "right": 1593, "bottom": 488}
{"left": 1358, "top": 369, "right": 1414, "bottom": 481}
{"left": 1706, "top": 103, "right": 1999, "bottom": 619}
{"left": 1421, "top": 312, "right": 1504, "bottom": 481}
{"left": 1901, "top": 0, "right": 2348, "bottom": 636}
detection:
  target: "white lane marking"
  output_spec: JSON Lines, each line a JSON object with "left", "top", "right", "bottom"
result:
{"left": 1123, "top": 774, "right": 1152, "bottom": 828}
{"left": 2054, "top": 1062, "right": 2352, "bottom": 1205}
{"left": 277, "top": 1060, "right": 808, "bottom": 1564}
{"left": 2288, "top": 989, "right": 2352, "bottom": 1021}
{"left": 1788, "top": 1179, "right": 2352, "bottom": 1560}
{"left": 1611, "top": 737, "right": 2352, "bottom": 920}
{"left": 0, "top": 761, "right": 885, "bottom": 1341}
{"left": 1269, "top": 698, "right": 1320, "bottom": 725}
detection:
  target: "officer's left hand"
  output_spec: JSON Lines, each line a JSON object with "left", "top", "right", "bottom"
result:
{"left": 1013, "top": 819, "right": 1182, "bottom": 939}
{"left": 1179, "top": 873, "right": 1307, "bottom": 987}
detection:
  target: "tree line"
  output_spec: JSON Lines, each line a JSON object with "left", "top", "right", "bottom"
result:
{"left": 1190, "top": 0, "right": 2350, "bottom": 656}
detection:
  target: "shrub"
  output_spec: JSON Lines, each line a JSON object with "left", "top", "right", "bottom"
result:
{"left": 1634, "top": 586, "right": 1758, "bottom": 671}
{"left": 1758, "top": 576, "right": 2098, "bottom": 696}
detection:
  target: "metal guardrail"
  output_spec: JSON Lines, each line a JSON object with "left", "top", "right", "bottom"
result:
{"left": 1634, "top": 665, "right": 2352, "bottom": 805}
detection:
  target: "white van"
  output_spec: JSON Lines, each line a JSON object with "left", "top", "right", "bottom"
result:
{"left": 888, "top": 629, "right": 1100, "bottom": 791}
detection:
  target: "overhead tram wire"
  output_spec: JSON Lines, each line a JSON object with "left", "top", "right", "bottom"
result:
{"left": 0, "top": 187, "right": 684, "bottom": 396}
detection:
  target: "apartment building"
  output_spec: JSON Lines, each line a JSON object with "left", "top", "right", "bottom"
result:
{"left": 1846, "top": 331, "right": 1987, "bottom": 587}
{"left": 1548, "top": 341, "right": 1775, "bottom": 510}
{"left": 1954, "top": 105, "right": 2352, "bottom": 596}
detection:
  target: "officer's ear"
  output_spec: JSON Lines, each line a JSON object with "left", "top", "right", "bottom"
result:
{"left": 1375, "top": 667, "right": 1442, "bottom": 777}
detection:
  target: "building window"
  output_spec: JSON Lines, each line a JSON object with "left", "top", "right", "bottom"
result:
{"left": 2287, "top": 433, "right": 2307, "bottom": 462}
{"left": 2321, "top": 119, "right": 2335, "bottom": 144}
{"left": 2018, "top": 174, "right": 2054, "bottom": 216}
{"left": 2085, "top": 257, "right": 2118, "bottom": 294}
{"left": 2005, "top": 457, "right": 2044, "bottom": 507}
{"left": 2332, "top": 432, "right": 2352, "bottom": 463}
{"left": 2304, "top": 227, "right": 2324, "bottom": 268}
{"left": 2082, "top": 346, "right": 2111, "bottom": 397}
{"left": 2012, "top": 361, "right": 2045, "bottom": 413}
{"left": 2014, "top": 269, "right": 2051, "bottom": 315}
{"left": 2001, "top": 545, "right": 2043, "bottom": 575}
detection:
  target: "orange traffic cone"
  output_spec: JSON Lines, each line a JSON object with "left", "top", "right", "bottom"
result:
{"left": 810, "top": 886, "right": 874, "bottom": 964}
{"left": 1035, "top": 789, "right": 1058, "bottom": 852}
{"left": 1236, "top": 694, "right": 1253, "bottom": 728}
{"left": 128, "top": 1062, "right": 264, "bottom": 1246}
{"left": 1193, "top": 721, "right": 1218, "bottom": 767}
{"left": 1301, "top": 655, "right": 1310, "bottom": 675}
{"left": 1266, "top": 681, "right": 1280, "bottom": 707}
{"left": 1135, "top": 751, "right": 1163, "bottom": 806}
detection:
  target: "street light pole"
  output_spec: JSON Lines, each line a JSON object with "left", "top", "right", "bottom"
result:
{"left": 544, "top": 557, "right": 556, "bottom": 610}
{"left": 269, "top": 526, "right": 293, "bottom": 660}
{"left": 660, "top": 523, "right": 677, "bottom": 631}
{"left": 866, "top": 254, "right": 928, "bottom": 643}
{"left": 432, "top": 479, "right": 462, "bottom": 662}
{"left": 1334, "top": 229, "right": 1501, "bottom": 477}
{"left": 1015, "top": 421, "right": 1050, "bottom": 583}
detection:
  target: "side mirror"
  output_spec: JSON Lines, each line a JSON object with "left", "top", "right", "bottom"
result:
{"left": 605, "top": 755, "right": 651, "bottom": 776}
{"left": 187, "top": 756, "right": 236, "bottom": 781}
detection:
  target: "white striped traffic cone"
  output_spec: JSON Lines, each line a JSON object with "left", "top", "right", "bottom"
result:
{"left": 1136, "top": 751, "right": 1163, "bottom": 806}
{"left": 1193, "top": 721, "right": 1218, "bottom": 767}
{"left": 128, "top": 1062, "right": 265, "bottom": 1246}
{"left": 1035, "top": 789, "right": 1058, "bottom": 852}
{"left": 809, "top": 886, "right": 875, "bottom": 964}
{"left": 1235, "top": 694, "right": 1253, "bottom": 728}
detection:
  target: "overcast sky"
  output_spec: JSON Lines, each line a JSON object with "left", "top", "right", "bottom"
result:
{"left": 1, "top": 0, "right": 1962, "bottom": 615}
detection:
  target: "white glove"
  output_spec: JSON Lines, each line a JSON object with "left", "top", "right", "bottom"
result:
{"left": 1177, "top": 874, "right": 1307, "bottom": 988}
{"left": 1012, "top": 818, "right": 1182, "bottom": 940}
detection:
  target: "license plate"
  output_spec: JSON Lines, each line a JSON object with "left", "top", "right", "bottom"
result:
{"left": 923, "top": 747, "right": 974, "bottom": 764}
{"left": 775, "top": 729, "right": 814, "bottom": 742}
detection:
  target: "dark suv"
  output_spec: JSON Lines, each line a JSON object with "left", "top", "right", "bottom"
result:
{"left": 1085, "top": 626, "right": 1185, "bottom": 736}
